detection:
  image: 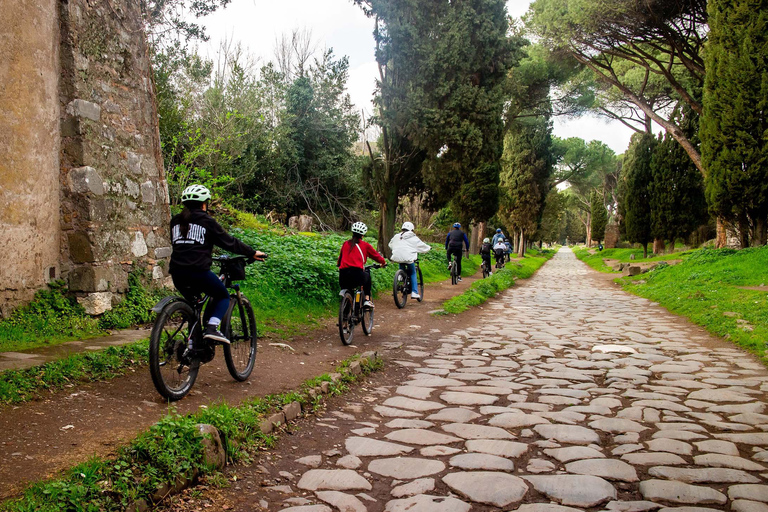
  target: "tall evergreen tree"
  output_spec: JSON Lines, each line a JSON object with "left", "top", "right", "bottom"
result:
{"left": 619, "top": 132, "right": 656, "bottom": 257}
{"left": 590, "top": 190, "right": 608, "bottom": 245}
{"left": 701, "top": 0, "right": 768, "bottom": 247}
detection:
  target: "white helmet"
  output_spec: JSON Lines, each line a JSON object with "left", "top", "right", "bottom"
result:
{"left": 483, "top": 238, "right": 490, "bottom": 243}
{"left": 181, "top": 184, "right": 211, "bottom": 203}
{"left": 351, "top": 222, "right": 368, "bottom": 235}
{"left": 401, "top": 221, "right": 414, "bottom": 231}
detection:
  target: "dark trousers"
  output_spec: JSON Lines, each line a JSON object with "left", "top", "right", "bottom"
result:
{"left": 447, "top": 247, "right": 464, "bottom": 276}
{"left": 339, "top": 267, "right": 371, "bottom": 297}
{"left": 481, "top": 253, "right": 492, "bottom": 268}
{"left": 171, "top": 269, "right": 230, "bottom": 323}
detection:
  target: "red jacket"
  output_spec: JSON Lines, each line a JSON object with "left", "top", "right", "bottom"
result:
{"left": 337, "top": 240, "right": 386, "bottom": 269}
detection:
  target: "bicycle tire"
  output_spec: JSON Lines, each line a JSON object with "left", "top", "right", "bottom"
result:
{"left": 361, "top": 302, "right": 374, "bottom": 336}
{"left": 482, "top": 263, "right": 489, "bottom": 279}
{"left": 451, "top": 260, "right": 458, "bottom": 285}
{"left": 417, "top": 267, "right": 424, "bottom": 302}
{"left": 393, "top": 270, "right": 408, "bottom": 309}
{"left": 223, "top": 296, "right": 257, "bottom": 382}
{"left": 149, "top": 300, "right": 199, "bottom": 401}
{"left": 339, "top": 292, "right": 355, "bottom": 346}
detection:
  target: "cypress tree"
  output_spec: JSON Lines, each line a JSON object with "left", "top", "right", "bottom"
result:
{"left": 590, "top": 190, "right": 608, "bottom": 245}
{"left": 701, "top": 0, "right": 768, "bottom": 246}
{"left": 620, "top": 132, "right": 656, "bottom": 258}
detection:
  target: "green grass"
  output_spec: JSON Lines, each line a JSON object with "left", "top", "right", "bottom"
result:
{"left": 0, "top": 355, "right": 382, "bottom": 512}
{"left": 616, "top": 246, "right": 768, "bottom": 360}
{"left": 0, "top": 340, "right": 150, "bottom": 405}
{"left": 440, "top": 248, "right": 556, "bottom": 314}
{"left": 573, "top": 247, "right": 699, "bottom": 273}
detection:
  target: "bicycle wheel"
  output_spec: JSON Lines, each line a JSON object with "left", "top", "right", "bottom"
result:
{"left": 361, "top": 302, "right": 374, "bottom": 336}
{"left": 149, "top": 300, "right": 199, "bottom": 401}
{"left": 451, "top": 260, "right": 458, "bottom": 285}
{"left": 482, "top": 263, "right": 489, "bottom": 279}
{"left": 417, "top": 267, "right": 424, "bottom": 302}
{"left": 393, "top": 270, "right": 408, "bottom": 309}
{"left": 338, "top": 292, "right": 355, "bottom": 346}
{"left": 223, "top": 296, "right": 257, "bottom": 382}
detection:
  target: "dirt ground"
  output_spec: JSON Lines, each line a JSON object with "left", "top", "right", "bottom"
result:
{"left": 0, "top": 268, "right": 483, "bottom": 499}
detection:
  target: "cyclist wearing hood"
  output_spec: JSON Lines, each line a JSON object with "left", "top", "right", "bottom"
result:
{"left": 389, "top": 222, "right": 431, "bottom": 299}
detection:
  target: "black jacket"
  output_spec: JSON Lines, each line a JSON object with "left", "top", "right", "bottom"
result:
{"left": 169, "top": 209, "right": 256, "bottom": 272}
{"left": 480, "top": 242, "right": 492, "bottom": 256}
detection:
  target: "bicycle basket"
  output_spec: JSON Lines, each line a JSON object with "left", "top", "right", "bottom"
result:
{"left": 223, "top": 258, "right": 247, "bottom": 281}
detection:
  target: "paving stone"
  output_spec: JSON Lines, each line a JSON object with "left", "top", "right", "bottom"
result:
{"left": 688, "top": 389, "right": 754, "bottom": 402}
{"left": 278, "top": 506, "right": 332, "bottom": 512}
{"left": 449, "top": 452, "right": 515, "bottom": 471}
{"left": 657, "top": 507, "right": 721, "bottom": 512}
{"left": 296, "top": 470, "right": 372, "bottom": 491}
{"left": 441, "top": 423, "right": 515, "bottom": 440}
{"left": 383, "top": 494, "right": 470, "bottom": 512}
{"left": 648, "top": 466, "right": 761, "bottom": 484}
{"left": 396, "top": 386, "right": 434, "bottom": 399}
{"left": 383, "top": 397, "right": 445, "bottom": 412}
{"left": 367, "top": 457, "right": 445, "bottom": 479}
{"left": 425, "top": 408, "right": 482, "bottom": 423}
{"left": 714, "top": 433, "right": 768, "bottom": 446}
{"left": 605, "top": 500, "right": 662, "bottom": 512}
{"left": 652, "top": 430, "right": 709, "bottom": 441}
{"left": 465, "top": 439, "right": 529, "bottom": 458}
{"left": 638, "top": 480, "right": 727, "bottom": 505}
{"left": 406, "top": 377, "right": 465, "bottom": 387}
{"left": 420, "top": 445, "right": 461, "bottom": 457}
{"left": 296, "top": 455, "right": 322, "bottom": 467}
{"left": 544, "top": 446, "right": 605, "bottom": 463}
{"left": 646, "top": 439, "right": 693, "bottom": 456}
{"left": 439, "top": 391, "right": 499, "bottom": 406}
{"left": 527, "top": 458, "right": 557, "bottom": 473}
{"left": 384, "top": 419, "right": 433, "bottom": 429}
{"left": 373, "top": 406, "right": 422, "bottom": 418}
{"left": 621, "top": 453, "right": 688, "bottom": 465}
{"left": 390, "top": 478, "right": 435, "bottom": 498}
{"left": 729, "top": 485, "right": 768, "bottom": 502}
{"left": 565, "top": 458, "right": 639, "bottom": 482}
{"left": 488, "top": 412, "right": 551, "bottom": 428}
{"left": 345, "top": 437, "right": 413, "bottom": 457}
{"left": 693, "top": 453, "right": 766, "bottom": 471}
{"left": 732, "top": 501, "right": 768, "bottom": 512}
{"left": 443, "top": 471, "right": 528, "bottom": 507}
{"left": 315, "top": 491, "right": 367, "bottom": 512}
{"left": 523, "top": 475, "right": 617, "bottom": 507}
{"left": 590, "top": 418, "right": 649, "bottom": 433}
{"left": 384, "top": 429, "right": 462, "bottom": 446}
{"left": 591, "top": 397, "right": 624, "bottom": 409}
{"left": 336, "top": 455, "right": 362, "bottom": 469}
{"left": 534, "top": 424, "right": 601, "bottom": 445}
{"left": 694, "top": 439, "right": 740, "bottom": 456}
{"left": 516, "top": 505, "right": 584, "bottom": 512}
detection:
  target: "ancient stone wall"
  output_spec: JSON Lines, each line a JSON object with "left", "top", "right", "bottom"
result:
{"left": 0, "top": 0, "right": 171, "bottom": 316}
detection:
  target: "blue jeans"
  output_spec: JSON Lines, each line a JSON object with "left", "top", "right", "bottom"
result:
{"left": 171, "top": 269, "right": 230, "bottom": 324}
{"left": 400, "top": 263, "right": 418, "bottom": 294}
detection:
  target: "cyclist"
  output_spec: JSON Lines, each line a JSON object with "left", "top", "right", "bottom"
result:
{"left": 480, "top": 237, "right": 493, "bottom": 276}
{"left": 492, "top": 228, "right": 506, "bottom": 247}
{"left": 445, "top": 223, "right": 469, "bottom": 282}
{"left": 337, "top": 222, "right": 387, "bottom": 308}
{"left": 504, "top": 238, "right": 514, "bottom": 262}
{"left": 389, "top": 221, "right": 432, "bottom": 299}
{"left": 169, "top": 184, "right": 266, "bottom": 345}
{"left": 493, "top": 236, "right": 507, "bottom": 267}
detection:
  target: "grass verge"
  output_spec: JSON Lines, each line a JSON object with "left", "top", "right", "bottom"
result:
{"left": 616, "top": 246, "right": 768, "bottom": 361}
{"left": 0, "top": 341, "right": 149, "bottom": 406}
{"left": 0, "top": 354, "right": 383, "bottom": 512}
{"left": 440, "top": 248, "right": 556, "bottom": 315}
{"left": 572, "top": 247, "right": 698, "bottom": 273}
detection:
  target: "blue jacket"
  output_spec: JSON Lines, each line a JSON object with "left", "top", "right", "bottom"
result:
{"left": 492, "top": 233, "right": 505, "bottom": 246}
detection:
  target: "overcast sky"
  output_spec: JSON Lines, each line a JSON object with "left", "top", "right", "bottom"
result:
{"left": 199, "top": 0, "right": 635, "bottom": 154}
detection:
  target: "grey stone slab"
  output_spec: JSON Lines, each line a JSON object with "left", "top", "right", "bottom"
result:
{"left": 443, "top": 471, "right": 528, "bottom": 507}
{"left": 565, "top": 458, "right": 639, "bottom": 482}
{"left": 420, "top": 445, "right": 462, "bottom": 457}
{"left": 449, "top": 453, "right": 515, "bottom": 471}
{"left": 544, "top": 446, "right": 605, "bottom": 463}
{"left": 621, "top": 452, "right": 688, "bottom": 466}
{"left": 648, "top": 466, "right": 761, "bottom": 484}
{"left": 390, "top": 478, "right": 435, "bottom": 498}
{"left": 732, "top": 501, "right": 768, "bottom": 512}
{"left": 523, "top": 475, "right": 617, "bottom": 507}
{"left": 383, "top": 494, "right": 470, "bottom": 512}
{"left": 693, "top": 453, "right": 766, "bottom": 471}
{"left": 296, "top": 470, "right": 372, "bottom": 491}
{"left": 489, "top": 412, "right": 550, "bottom": 428}
{"left": 638, "top": 480, "right": 726, "bottom": 505}
{"left": 534, "top": 424, "right": 601, "bottom": 445}
{"left": 383, "top": 396, "right": 445, "bottom": 412}
{"left": 426, "top": 408, "right": 482, "bottom": 423}
{"left": 345, "top": 437, "right": 414, "bottom": 457}
{"left": 367, "top": 457, "right": 445, "bottom": 479}
{"left": 714, "top": 433, "right": 768, "bottom": 445}
{"left": 729, "top": 485, "right": 768, "bottom": 502}
{"left": 465, "top": 439, "right": 529, "bottom": 458}
{"left": 384, "top": 429, "right": 462, "bottom": 446}
{"left": 694, "top": 440, "right": 740, "bottom": 456}
{"left": 384, "top": 419, "right": 433, "bottom": 429}
{"left": 646, "top": 439, "right": 693, "bottom": 456}
{"left": 439, "top": 391, "right": 499, "bottom": 406}
{"left": 590, "top": 418, "right": 649, "bottom": 433}
{"left": 373, "top": 406, "right": 422, "bottom": 418}
{"left": 605, "top": 500, "right": 662, "bottom": 512}
{"left": 441, "top": 423, "right": 515, "bottom": 440}
{"left": 315, "top": 491, "right": 367, "bottom": 512}
{"left": 515, "top": 504, "right": 584, "bottom": 512}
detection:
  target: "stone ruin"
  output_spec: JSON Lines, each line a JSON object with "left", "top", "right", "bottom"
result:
{"left": 0, "top": 0, "right": 171, "bottom": 316}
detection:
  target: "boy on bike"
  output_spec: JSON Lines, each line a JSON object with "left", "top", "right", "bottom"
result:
{"left": 480, "top": 237, "right": 493, "bottom": 276}
{"left": 493, "top": 237, "right": 507, "bottom": 268}
{"left": 389, "top": 222, "right": 431, "bottom": 299}
{"left": 445, "top": 223, "right": 469, "bottom": 282}
{"left": 169, "top": 184, "right": 267, "bottom": 345}
{"left": 337, "top": 222, "right": 387, "bottom": 308}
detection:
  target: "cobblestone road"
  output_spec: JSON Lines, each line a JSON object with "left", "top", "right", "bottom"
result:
{"left": 260, "top": 248, "right": 768, "bottom": 512}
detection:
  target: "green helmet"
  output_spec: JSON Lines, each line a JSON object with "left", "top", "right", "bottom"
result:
{"left": 181, "top": 184, "right": 211, "bottom": 203}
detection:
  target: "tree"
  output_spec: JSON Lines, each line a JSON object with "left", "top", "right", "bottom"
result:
{"left": 701, "top": 0, "right": 768, "bottom": 247}
{"left": 590, "top": 190, "right": 608, "bottom": 244}
{"left": 619, "top": 132, "right": 656, "bottom": 257}
{"left": 536, "top": 190, "right": 569, "bottom": 244}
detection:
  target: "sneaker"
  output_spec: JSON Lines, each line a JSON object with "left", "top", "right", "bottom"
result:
{"left": 489, "top": 271, "right": 493, "bottom": 276}
{"left": 457, "top": 277, "right": 463, "bottom": 282}
{"left": 203, "top": 325, "right": 230, "bottom": 344}
{"left": 411, "top": 292, "right": 421, "bottom": 299}
{"left": 363, "top": 300, "right": 374, "bottom": 309}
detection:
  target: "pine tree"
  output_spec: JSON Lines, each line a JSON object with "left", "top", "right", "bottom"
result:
{"left": 590, "top": 190, "right": 608, "bottom": 245}
{"left": 620, "top": 132, "right": 656, "bottom": 257}
{"left": 701, "top": 0, "right": 768, "bottom": 246}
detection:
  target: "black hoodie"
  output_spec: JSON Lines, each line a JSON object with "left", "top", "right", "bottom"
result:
{"left": 169, "top": 209, "right": 256, "bottom": 272}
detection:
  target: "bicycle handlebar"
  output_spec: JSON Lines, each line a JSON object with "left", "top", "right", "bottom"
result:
{"left": 365, "top": 264, "right": 382, "bottom": 271}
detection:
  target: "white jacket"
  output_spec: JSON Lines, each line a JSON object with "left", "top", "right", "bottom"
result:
{"left": 389, "top": 231, "right": 431, "bottom": 263}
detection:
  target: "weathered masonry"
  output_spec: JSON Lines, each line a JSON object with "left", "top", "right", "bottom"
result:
{"left": 0, "top": 0, "right": 171, "bottom": 316}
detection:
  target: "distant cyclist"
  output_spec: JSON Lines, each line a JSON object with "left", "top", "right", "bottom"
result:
{"left": 169, "top": 184, "right": 267, "bottom": 345}
{"left": 493, "top": 237, "right": 507, "bottom": 267}
{"left": 480, "top": 237, "right": 493, "bottom": 276}
{"left": 337, "top": 222, "right": 387, "bottom": 308}
{"left": 445, "top": 223, "right": 470, "bottom": 282}
{"left": 492, "top": 228, "right": 506, "bottom": 247}
{"left": 389, "top": 222, "right": 431, "bottom": 299}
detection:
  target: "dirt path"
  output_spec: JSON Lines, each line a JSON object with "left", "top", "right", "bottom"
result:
{"left": 0, "top": 267, "right": 483, "bottom": 499}
{"left": 158, "top": 247, "right": 768, "bottom": 512}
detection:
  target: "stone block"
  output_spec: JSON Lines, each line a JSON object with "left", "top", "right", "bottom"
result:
{"left": 155, "top": 247, "right": 172, "bottom": 259}
{"left": 60, "top": 116, "right": 81, "bottom": 137}
{"left": 77, "top": 292, "right": 113, "bottom": 315}
{"left": 131, "top": 231, "right": 148, "bottom": 257}
{"left": 124, "top": 178, "right": 140, "bottom": 198}
{"left": 66, "top": 99, "right": 101, "bottom": 121}
{"left": 68, "top": 266, "right": 112, "bottom": 292}
{"left": 126, "top": 151, "right": 142, "bottom": 174}
{"left": 628, "top": 266, "right": 642, "bottom": 276}
{"left": 141, "top": 181, "right": 156, "bottom": 203}
{"left": 196, "top": 424, "right": 226, "bottom": 469}
{"left": 152, "top": 266, "right": 164, "bottom": 280}
{"left": 283, "top": 401, "right": 302, "bottom": 421}
{"left": 349, "top": 361, "right": 362, "bottom": 375}
{"left": 68, "top": 232, "right": 95, "bottom": 263}
{"left": 320, "top": 381, "right": 331, "bottom": 394}
{"left": 68, "top": 166, "right": 104, "bottom": 196}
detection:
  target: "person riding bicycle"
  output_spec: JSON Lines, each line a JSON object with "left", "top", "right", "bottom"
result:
{"left": 492, "top": 228, "right": 506, "bottom": 247}
{"left": 493, "top": 236, "right": 507, "bottom": 267}
{"left": 389, "top": 221, "right": 431, "bottom": 300}
{"left": 445, "top": 223, "right": 470, "bottom": 282}
{"left": 337, "top": 222, "right": 387, "bottom": 308}
{"left": 169, "top": 184, "right": 266, "bottom": 346}
{"left": 504, "top": 239, "right": 514, "bottom": 262}
{"left": 480, "top": 237, "right": 493, "bottom": 276}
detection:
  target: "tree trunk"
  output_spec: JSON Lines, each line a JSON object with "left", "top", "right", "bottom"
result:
{"left": 469, "top": 221, "right": 485, "bottom": 255}
{"left": 668, "top": 239, "right": 675, "bottom": 253}
{"left": 738, "top": 217, "right": 751, "bottom": 249}
{"left": 518, "top": 231, "right": 526, "bottom": 258}
{"left": 585, "top": 212, "right": 592, "bottom": 248}
{"left": 643, "top": 243, "right": 648, "bottom": 258}
{"left": 752, "top": 216, "right": 767, "bottom": 247}
{"left": 653, "top": 238, "right": 665, "bottom": 255}
{"left": 377, "top": 187, "right": 398, "bottom": 258}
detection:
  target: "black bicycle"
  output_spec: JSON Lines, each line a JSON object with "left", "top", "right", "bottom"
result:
{"left": 339, "top": 264, "right": 381, "bottom": 346}
{"left": 481, "top": 258, "right": 491, "bottom": 279}
{"left": 149, "top": 255, "right": 260, "bottom": 401}
{"left": 495, "top": 250, "right": 506, "bottom": 270}
{"left": 449, "top": 252, "right": 464, "bottom": 285}
{"left": 393, "top": 261, "right": 424, "bottom": 309}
